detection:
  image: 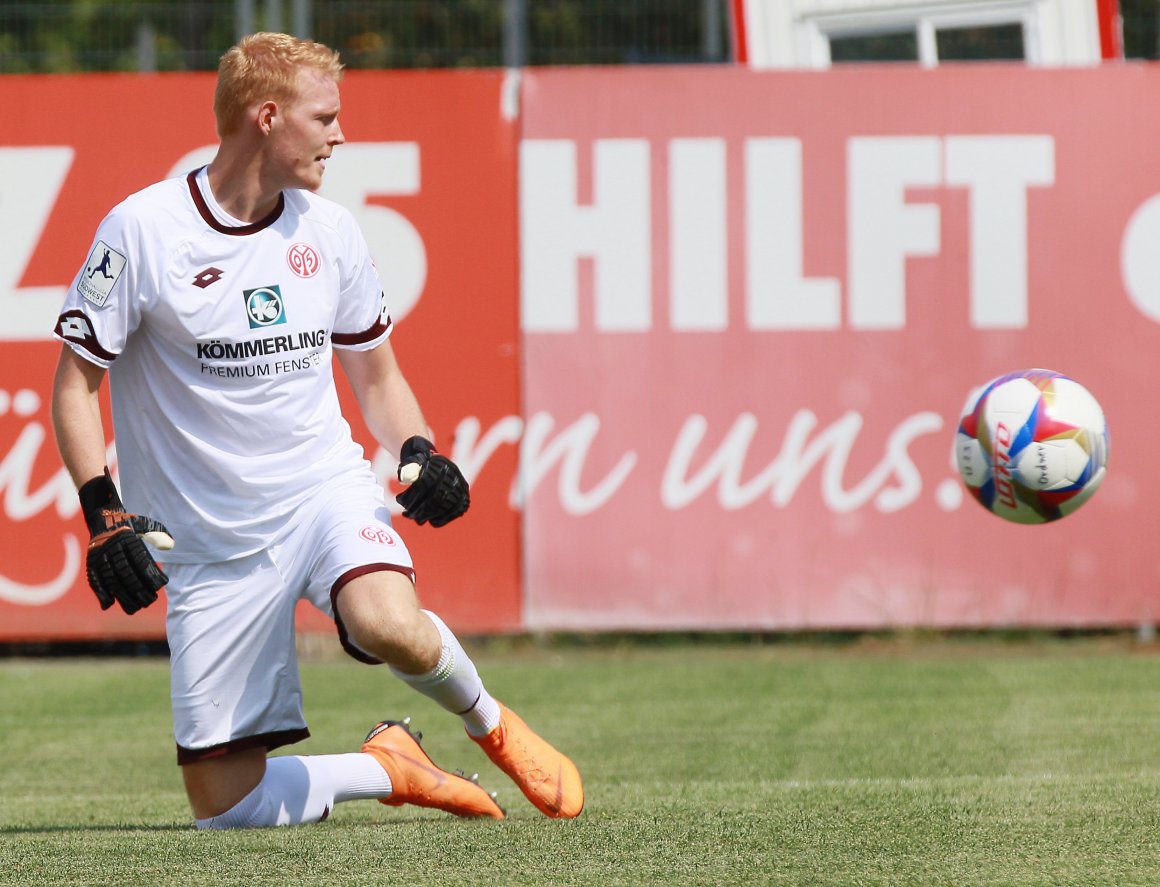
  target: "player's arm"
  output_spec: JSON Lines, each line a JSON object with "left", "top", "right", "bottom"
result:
{"left": 337, "top": 338, "right": 428, "bottom": 457}
{"left": 337, "top": 340, "right": 470, "bottom": 527}
{"left": 52, "top": 344, "right": 110, "bottom": 486}
{"left": 51, "top": 344, "right": 172, "bottom": 614}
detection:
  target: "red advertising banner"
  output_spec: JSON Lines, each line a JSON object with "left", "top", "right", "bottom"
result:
{"left": 518, "top": 65, "right": 1160, "bottom": 630}
{"left": 7, "top": 64, "right": 1160, "bottom": 640}
{"left": 0, "top": 71, "right": 521, "bottom": 639}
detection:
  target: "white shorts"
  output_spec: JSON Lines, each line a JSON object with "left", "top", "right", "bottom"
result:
{"left": 165, "top": 474, "right": 413, "bottom": 764}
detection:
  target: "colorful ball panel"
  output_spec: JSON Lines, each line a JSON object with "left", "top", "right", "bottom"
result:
{"left": 955, "top": 369, "right": 1108, "bottom": 524}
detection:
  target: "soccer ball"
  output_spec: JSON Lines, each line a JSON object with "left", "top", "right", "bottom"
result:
{"left": 955, "top": 369, "right": 1109, "bottom": 524}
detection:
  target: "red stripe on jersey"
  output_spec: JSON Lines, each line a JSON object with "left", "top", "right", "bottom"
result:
{"left": 54, "top": 309, "right": 118, "bottom": 362}
{"left": 186, "top": 168, "right": 284, "bottom": 235}
{"left": 333, "top": 314, "right": 392, "bottom": 347}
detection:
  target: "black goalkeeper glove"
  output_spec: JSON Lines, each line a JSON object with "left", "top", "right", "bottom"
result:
{"left": 78, "top": 469, "right": 173, "bottom": 615}
{"left": 395, "top": 436, "right": 470, "bottom": 527}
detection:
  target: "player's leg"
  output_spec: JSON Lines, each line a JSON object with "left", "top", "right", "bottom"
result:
{"left": 183, "top": 747, "right": 393, "bottom": 827}
{"left": 167, "top": 555, "right": 501, "bottom": 829}
{"left": 181, "top": 747, "right": 266, "bottom": 820}
{"left": 332, "top": 570, "right": 501, "bottom": 735}
{"left": 305, "top": 476, "right": 496, "bottom": 728}
{"left": 416, "top": 609, "right": 585, "bottom": 817}
{"left": 184, "top": 739, "right": 503, "bottom": 829}
{"left": 332, "top": 569, "right": 585, "bottom": 819}
{"left": 314, "top": 474, "right": 584, "bottom": 818}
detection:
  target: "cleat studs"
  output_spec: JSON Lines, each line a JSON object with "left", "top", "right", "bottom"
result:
{"left": 470, "top": 773, "right": 480, "bottom": 784}
{"left": 394, "top": 716, "right": 422, "bottom": 742}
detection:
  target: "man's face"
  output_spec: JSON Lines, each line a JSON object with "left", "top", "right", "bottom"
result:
{"left": 268, "top": 69, "right": 344, "bottom": 192}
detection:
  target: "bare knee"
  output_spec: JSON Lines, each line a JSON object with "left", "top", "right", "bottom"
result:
{"left": 336, "top": 570, "right": 440, "bottom": 673}
{"left": 182, "top": 747, "right": 267, "bottom": 819}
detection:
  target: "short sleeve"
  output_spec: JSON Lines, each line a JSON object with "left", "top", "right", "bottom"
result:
{"left": 331, "top": 210, "right": 392, "bottom": 351}
{"left": 52, "top": 207, "right": 145, "bottom": 368}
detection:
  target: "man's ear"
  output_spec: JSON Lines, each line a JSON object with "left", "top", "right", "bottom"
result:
{"left": 257, "top": 100, "right": 278, "bottom": 135}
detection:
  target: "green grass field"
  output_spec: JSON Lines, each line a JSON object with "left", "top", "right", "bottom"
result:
{"left": 3, "top": 635, "right": 1160, "bottom": 886}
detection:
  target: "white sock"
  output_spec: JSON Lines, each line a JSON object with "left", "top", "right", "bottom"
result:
{"left": 391, "top": 610, "right": 502, "bottom": 737}
{"left": 194, "top": 753, "right": 391, "bottom": 830}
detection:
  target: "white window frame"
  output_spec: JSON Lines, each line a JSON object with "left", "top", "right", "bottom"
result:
{"left": 738, "top": 0, "right": 1101, "bottom": 68}
{"left": 802, "top": 1, "right": 1038, "bottom": 67}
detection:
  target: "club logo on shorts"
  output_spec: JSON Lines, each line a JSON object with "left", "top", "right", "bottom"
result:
{"left": 359, "top": 526, "right": 396, "bottom": 546}
{"left": 287, "top": 243, "right": 320, "bottom": 278}
{"left": 78, "top": 240, "right": 127, "bottom": 307}
{"left": 243, "top": 285, "right": 286, "bottom": 328}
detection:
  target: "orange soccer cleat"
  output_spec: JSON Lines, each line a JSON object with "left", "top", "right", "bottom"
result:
{"left": 362, "top": 718, "right": 504, "bottom": 819}
{"left": 471, "top": 702, "right": 584, "bottom": 819}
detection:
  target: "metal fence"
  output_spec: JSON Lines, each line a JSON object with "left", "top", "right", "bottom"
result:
{"left": 2, "top": 0, "right": 1157, "bottom": 74}
{"left": 0, "top": 0, "right": 732, "bottom": 73}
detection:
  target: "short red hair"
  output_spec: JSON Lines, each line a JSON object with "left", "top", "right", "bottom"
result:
{"left": 214, "top": 32, "right": 344, "bottom": 137}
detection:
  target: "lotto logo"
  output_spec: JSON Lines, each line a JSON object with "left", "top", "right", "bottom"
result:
{"left": 193, "top": 267, "right": 224, "bottom": 289}
{"left": 58, "top": 313, "right": 94, "bottom": 342}
{"left": 243, "top": 285, "right": 286, "bottom": 328}
{"left": 53, "top": 310, "right": 115, "bottom": 362}
{"left": 359, "top": 526, "right": 396, "bottom": 546}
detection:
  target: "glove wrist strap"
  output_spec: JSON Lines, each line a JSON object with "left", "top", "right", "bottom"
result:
{"left": 400, "top": 435, "right": 436, "bottom": 461}
{"left": 78, "top": 468, "right": 123, "bottom": 528}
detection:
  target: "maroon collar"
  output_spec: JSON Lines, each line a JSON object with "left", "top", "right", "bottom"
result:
{"left": 186, "top": 167, "right": 284, "bottom": 235}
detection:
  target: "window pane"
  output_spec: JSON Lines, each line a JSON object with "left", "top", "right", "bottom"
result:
{"left": 936, "top": 24, "right": 1025, "bottom": 60}
{"left": 829, "top": 31, "right": 919, "bottom": 62}
{"left": 1122, "top": 0, "right": 1160, "bottom": 59}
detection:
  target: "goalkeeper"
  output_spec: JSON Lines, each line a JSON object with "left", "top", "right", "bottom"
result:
{"left": 50, "top": 32, "right": 582, "bottom": 829}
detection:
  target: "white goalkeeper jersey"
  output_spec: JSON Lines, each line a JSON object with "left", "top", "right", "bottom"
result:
{"left": 54, "top": 167, "right": 392, "bottom": 563}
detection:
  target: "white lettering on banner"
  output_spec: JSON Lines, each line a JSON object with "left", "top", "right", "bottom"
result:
{"left": 22, "top": 134, "right": 1160, "bottom": 341}
{"left": 449, "top": 415, "right": 525, "bottom": 483}
{"left": 458, "top": 410, "right": 942, "bottom": 516}
{"left": 0, "top": 147, "right": 74, "bottom": 340}
{"left": 511, "top": 412, "right": 638, "bottom": 514}
{"left": 1, "top": 420, "right": 79, "bottom": 519}
{"left": 848, "top": 137, "right": 941, "bottom": 329}
{"left": 0, "top": 387, "right": 88, "bottom": 604}
{"left": 663, "top": 413, "right": 781, "bottom": 508}
{"left": 747, "top": 139, "right": 841, "bottom": 329}
{"left": 671, "top": 139, "right": 728, "bottom": 331}
{"left": 166, "top": 145, "right": 217, "bottom": 176}
{"left": 320, "top": 143, "right": 428, "bottom": 321}
{"left": 945, "top": 136, "right": 1055, "bottom": 328}
{"left": 521, "top": 135, "right": 1056, "bottom": 333}
{"left": 520, "top": 140, "right": 652, "bottom": 332}
{"left": 0, "top": 535, "right": 80, "bottom": 606}
{"left": 1122, "top": 193, "right": 1160, "bottom": 321}
{"left": 386, "top": 412, "right": 634, "bottom": 516}
{"left": 663, "top": 410, "right": 942, "bottom": 512}
{"left": 0, "top": 142, "right": 431, "bottom": 342}
{"left": 4, "top": 397, "right": 952, "bottom": 607}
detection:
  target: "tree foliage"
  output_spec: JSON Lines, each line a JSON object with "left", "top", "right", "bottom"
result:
{"left": 0, "top": 1, "right": 730, "bottom": 74}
